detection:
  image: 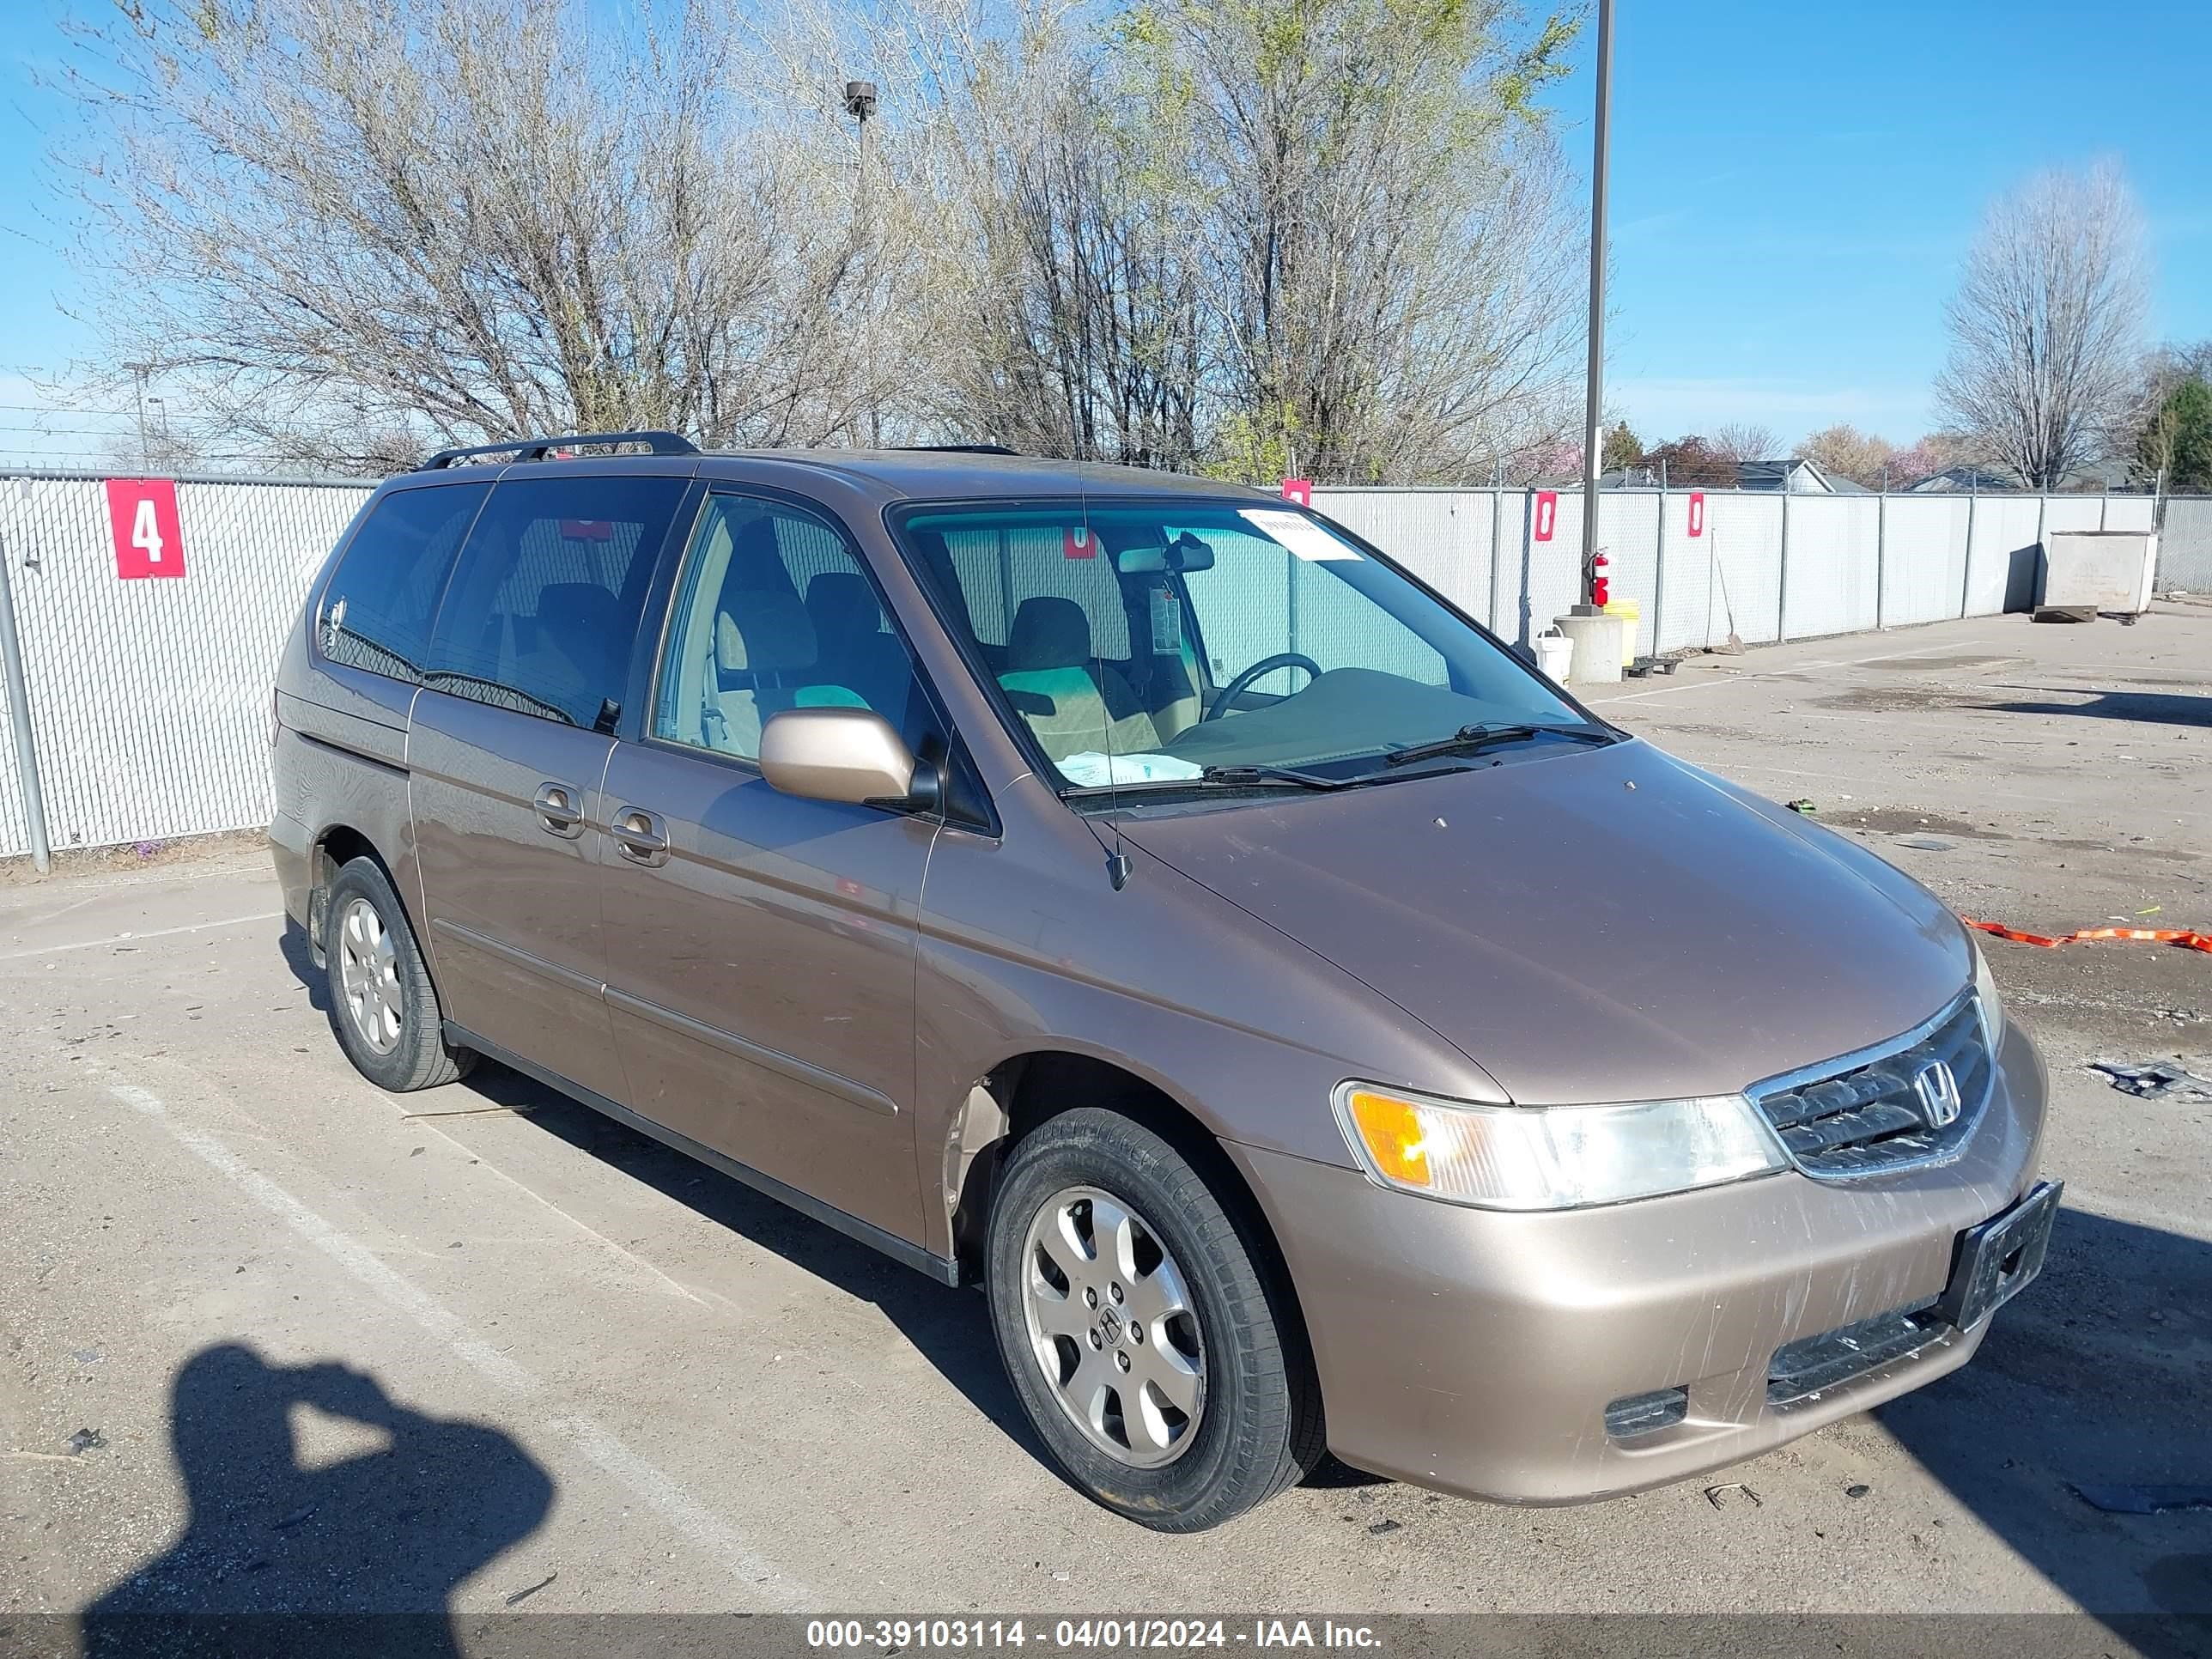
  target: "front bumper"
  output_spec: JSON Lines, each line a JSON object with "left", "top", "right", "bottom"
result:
{"left": 1230, "top": 1021, "right": 2048, "bottom": 1504}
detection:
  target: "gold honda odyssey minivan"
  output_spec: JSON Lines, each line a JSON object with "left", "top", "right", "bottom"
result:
{"left": 274, "top": 432, "right": 2055, "bottom": 1531}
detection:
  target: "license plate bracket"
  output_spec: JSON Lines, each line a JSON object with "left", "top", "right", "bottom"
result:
{"left": 1937, "top": 1179, "right": 2062, "bottom": 1331}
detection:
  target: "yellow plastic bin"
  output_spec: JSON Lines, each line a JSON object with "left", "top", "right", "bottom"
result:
{"left": 1602, "top": 598, "right": 1641, "bottom": 665}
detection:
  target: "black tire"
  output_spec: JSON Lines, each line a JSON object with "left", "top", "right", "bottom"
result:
{"left": 985, "top": 1108, "right": 1322, "bottom": 1531}
{"left": 322, "top": 856, "right": 474, "bottom": 1092}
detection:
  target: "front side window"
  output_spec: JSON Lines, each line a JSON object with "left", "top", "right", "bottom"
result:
{"left": 653, "top": 494, "right": 927, "bottom": 761}
{"left": 895, "top": 499, "right": 1599, "bottom": 794}
{"left": 422, "top": 476, "right": 689, "bottom": 728}
{"left": 318, "top": 483, "right": 489, "bottom": 684}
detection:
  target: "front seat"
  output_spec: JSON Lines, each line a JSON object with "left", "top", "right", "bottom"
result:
{"left": 708, "top": 591, "right": 865, "bottom": 757}
{"left": 997, "top": 596, "right": 1160, "bottom": 763}
{"left": 805, "top": 571, "right": 915, "bottom": 733}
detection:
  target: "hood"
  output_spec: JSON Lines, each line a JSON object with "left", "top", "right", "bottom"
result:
{"left": 1118, "top": 740, "right": 1972, "bottom": 1106}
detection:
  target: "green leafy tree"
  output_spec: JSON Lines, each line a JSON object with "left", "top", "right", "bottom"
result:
{"left": 1599, "top": 421, "right": 1643, "bottom": 471}
{"left": 2141, "top": 376, "right": 2212, "bottom": 489}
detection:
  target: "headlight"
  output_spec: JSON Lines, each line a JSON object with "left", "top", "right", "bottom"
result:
{"left": 1972, "top": 939, "right": 2006, "bottom": 1050}
{"left": 1334, "top": 1083, "right": 1790, "bottom": 1212}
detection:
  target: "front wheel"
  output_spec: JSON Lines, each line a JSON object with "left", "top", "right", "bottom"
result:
{"left": 985, "top": 1109, "right": 1321, "bottom": 1530}
{"left": 323, "top": 856, "right": 474, "bottom": 1092}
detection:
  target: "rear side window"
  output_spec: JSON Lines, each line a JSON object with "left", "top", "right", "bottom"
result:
{"left": 423, "top": 476, "right": 690, "bottom": 728}
{"left": 317, "top": 483, "right": 488, "bottom": 684}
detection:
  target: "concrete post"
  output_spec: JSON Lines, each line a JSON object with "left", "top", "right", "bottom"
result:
{"left": 0, "top": 532, "right": 51, "bottom": 872}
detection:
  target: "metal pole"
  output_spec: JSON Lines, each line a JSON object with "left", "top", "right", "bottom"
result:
{"left": 843, "top": 82, "right": 880, "bottom": 449}
{"left": 1960, "top": 481, "right": 1978, "bottom": 618}
{"left": 1576, "top": 0, "right": 1614, "bottom": 605}
{"left": 1777, "top": 479, "right": 1791, "bottom": 641}
{"left": 1489, "top": 485, "right": 1505, "bottom": 635}
{"left": 125, "top": 362, "right": 151, "bottom": 473}
{"left": 1875, "top": 483, "right": 1887, "bottom": 631}
{"left": 0, "top": 532, "right": 51, "bottom": 872}
{"left": 1518, "top": 488, "right": 1536, "bottom": 647}
{"left": 1651, "top": 474, "right": 1668, "bottom": 657}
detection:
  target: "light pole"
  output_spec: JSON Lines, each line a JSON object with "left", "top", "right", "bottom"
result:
{"left": 1576, "top": 0, "right": 1614, "bottom": 606}
{"left": 845, "top": 79, "right": 880, "bottom": 448}
{"left": 124, "top": 362, "right": 154, "bottom": 473}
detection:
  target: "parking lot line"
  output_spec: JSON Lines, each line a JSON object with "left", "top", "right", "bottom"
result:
{"left": 0, "top": 910, "right": 284, "bottom": 963}
{"left": 1599, "top": 641, "right": 1997, "bottom": 704}
{"left": 101, "top": 1073, "right": 811, "bottom": 1608}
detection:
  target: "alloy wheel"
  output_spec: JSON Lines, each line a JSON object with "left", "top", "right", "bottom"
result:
{"left": 337, "top": 896, "right": 403, "bottom": 1055}
{"left": 1020, "top": 1185, "right": 1206, "bottom": 1468}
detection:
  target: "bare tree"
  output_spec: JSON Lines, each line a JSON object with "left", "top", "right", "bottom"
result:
{"left": 1708, "top": 422, "right": 1777, "bottom": 465}
{"left": 51, "top": 0, "right": 888, "bottom": 471}
{"left": 1794, "top": 423, "right": 1896, "bottom": 489}
{"left": 1123, "top": 0, "right": 1587, "bottom": 483}
{"left": 1936, "top": 162, "right": 2148, "bottom": 490}
{"left": 53, "top": 0, "right": 1588, "bottom": 479}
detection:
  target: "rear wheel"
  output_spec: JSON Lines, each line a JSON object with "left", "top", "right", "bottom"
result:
{"left": 323, "top": 856, "right": 473, "bottom": 1092}
{"left": 985, "top": 1108, "right": 1321, "bottom": 1530}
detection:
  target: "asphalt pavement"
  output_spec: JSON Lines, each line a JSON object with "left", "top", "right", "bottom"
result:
{"left": 3, "top": 605, "right": 2208, "bottom": 1639}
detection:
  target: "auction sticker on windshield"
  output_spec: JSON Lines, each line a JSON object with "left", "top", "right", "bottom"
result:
{"left": 1239, "top": 508, "right": 1361, "bottom": 562}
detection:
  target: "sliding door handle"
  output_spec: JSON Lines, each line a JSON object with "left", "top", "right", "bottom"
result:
{"left": 533, "top": 781, "right": 584, "bottom": 838}
{"left": 611, "top": 805, "right": 670, "bottom": 866}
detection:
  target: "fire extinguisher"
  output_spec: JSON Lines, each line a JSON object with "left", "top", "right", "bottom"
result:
{"left": 1585, "top": 547, "right": 1611, "bottom": 609}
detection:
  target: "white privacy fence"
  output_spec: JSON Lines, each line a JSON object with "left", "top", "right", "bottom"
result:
{"left": 0, "top": 469, "right": 2203, "bottom": 860}
{"left": 1312, "top": 485, "right": 2182, "bottom": 659}
{"left": 0, "top": 473, "right": 369, "bottom": 861}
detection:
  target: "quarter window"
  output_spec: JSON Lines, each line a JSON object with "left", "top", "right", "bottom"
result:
{"left": 422, "top": 476, "right": 689, "bottom": 728}
{"left": 317, "top": 483, "right": 488, "bottom": 684}
{"left": 653, "top": 495, "right": 927, "bottom": 761}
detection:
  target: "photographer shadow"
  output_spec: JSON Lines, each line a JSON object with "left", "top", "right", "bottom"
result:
{"left": 82, "top": 1343, "right": 552, "bottom": 1659}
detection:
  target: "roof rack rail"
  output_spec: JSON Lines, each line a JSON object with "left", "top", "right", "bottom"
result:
{"left": 893, "top": 443, "right": 1021, "bottom": 456}
{"left": 416, "top": 429, "right": 701, "bottom": 471}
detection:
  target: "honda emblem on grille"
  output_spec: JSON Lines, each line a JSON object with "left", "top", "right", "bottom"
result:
{"left": 1912, "top": 1060, "right": 1962, "bottom": 1128}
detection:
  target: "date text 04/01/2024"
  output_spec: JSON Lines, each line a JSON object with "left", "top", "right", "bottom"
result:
{"left": 805, "top": 1620, "right": 1383, "bottom": 1650}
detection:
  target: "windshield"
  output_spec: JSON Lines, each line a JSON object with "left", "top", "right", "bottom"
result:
{"left": 892, "top": 498, "right": 1600, "bottom": 794}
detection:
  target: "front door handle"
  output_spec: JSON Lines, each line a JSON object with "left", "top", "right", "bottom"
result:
{"left": 534, "top": 781, "right": 584, "bottom": 839}
{"left": 611, "top": 805, "right": 670, "bottom": 866}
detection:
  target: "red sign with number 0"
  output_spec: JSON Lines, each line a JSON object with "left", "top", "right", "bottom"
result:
{"left": 107, "top": 479, "right": 186, "bottom": 580}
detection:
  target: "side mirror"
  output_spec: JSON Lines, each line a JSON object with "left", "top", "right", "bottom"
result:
{"left": 759, "top": 706, "right": 925, "bottom": 807}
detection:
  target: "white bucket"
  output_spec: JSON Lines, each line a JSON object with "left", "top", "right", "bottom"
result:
{"left": 1533, "top": 629, "right": 1575, "bottom": 685}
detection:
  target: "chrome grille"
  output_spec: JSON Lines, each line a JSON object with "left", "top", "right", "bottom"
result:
{"left": 1750, "top": 994, "right": 1992, "bottom": 1176}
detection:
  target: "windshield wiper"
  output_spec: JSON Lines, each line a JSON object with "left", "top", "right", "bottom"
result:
{"left": 1381, "top": 721, "right": 1620, "bottom": 768}
{"left": 1197, "top": 763, "right": 1352, "bottom": 791}
{"left": 1060, "top": 763, "right": 1348, "bottom": 799}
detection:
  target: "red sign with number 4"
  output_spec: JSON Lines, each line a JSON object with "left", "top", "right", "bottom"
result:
{"left": 107, "top": 479, "right": 185, "bottom": 580}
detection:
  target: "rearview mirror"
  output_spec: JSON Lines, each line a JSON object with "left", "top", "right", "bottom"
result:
{"left": 1115, "top": 532, "right": 1216, "bottom": 574}
{"left": 759, "top": 707, "right": 921, "bottom": 806}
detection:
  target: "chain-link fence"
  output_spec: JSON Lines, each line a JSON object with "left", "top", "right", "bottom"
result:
{"left": 0, "top": 470, "right": 2197, "bottom": 860}
{"left": 0, "top": 472, "right": 371, "bottom": 860}
{"left": 1315, "top": 486, "right": 2172, "bottom": 659}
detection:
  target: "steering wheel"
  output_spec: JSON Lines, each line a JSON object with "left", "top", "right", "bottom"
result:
{"left": 1204, "top": 653, "right": 1323, "bottom": 721}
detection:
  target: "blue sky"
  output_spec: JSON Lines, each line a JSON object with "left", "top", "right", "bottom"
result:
{"left": 1, "top": 0, "right": 2207, "bottom": 463}
{"left": 1553, "top": 0, "right": 2212, "bottom": 449}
